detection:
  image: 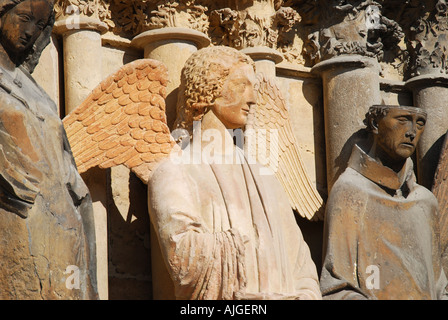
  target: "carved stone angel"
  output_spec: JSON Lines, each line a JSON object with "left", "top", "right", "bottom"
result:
{"left": 64, "top": 46, "right": 324, "bottom": 299}
{"left": 0, "top": 0, "right": 97, "bottom": 299}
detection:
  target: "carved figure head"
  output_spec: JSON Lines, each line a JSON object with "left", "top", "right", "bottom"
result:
{"left": 364, "top": 105, "right": 427, "bottom": 165}
{"left": 174, "top": 46, "right": 256, "bottom": 137}
{"left": 0, "top": 0, "right": 54, "bottom": 69}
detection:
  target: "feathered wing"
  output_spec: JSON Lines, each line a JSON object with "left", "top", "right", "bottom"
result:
{"left": 432, "top": 131, "right": 448, "bottom": 258}
{"left": 63, "top": 59, "right": 178, "bottom": 184}
{"left": 245, "top": 73, "right": 324, "bottom": 221}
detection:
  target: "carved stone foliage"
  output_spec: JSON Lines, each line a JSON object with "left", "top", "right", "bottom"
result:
{"left": 405, "top": 0, "right": 448, "bottom": 76}
{"left": 292, "top": 0, "right": 404, "bottom": 66}
{"left": 55, "top": 0, "right": 210, "bottom": 37}
{"left": 54, "top": 0, "right": 114, "bottom": 28}
{"left": 54, "top": 0, "right": 448, "bottom": 74}
{"left": 369, "top": 0, "right": 448, "bottom": 78}
{"left": 208, "top": 3, "right": 303, "bottom": 64}
{"left": 54, "top": 0, "right": 306, "bottom": 64}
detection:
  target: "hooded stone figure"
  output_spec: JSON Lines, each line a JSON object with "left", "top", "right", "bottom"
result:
{"left": 320, "top": 104, "right": 448, "bottom": 300}
{"left": 0, "top": 0, "right": 98, "bottom": 299}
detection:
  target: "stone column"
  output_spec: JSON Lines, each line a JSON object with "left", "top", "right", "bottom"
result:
{"left": 53, "top": 17, "right": 108, "bottom": 115}
{"left": 405, "top": 74, "right": 448, "bottom": 189}
{"left": 399, "top": 1, "right": 448, "bottom": 189}
{"left": 54, "top": 16, "right": 109, "bottom": 300}
{"left": 131, "top": 27, "right": 210, "bottom": 300}
{"left": 311, "top": 55, "right": 382, "bottom": 191}
{"left": 241, "top": 46, "right": 283, "bottom": 77}
{"left": 131, "top": 27, "right": 210, "bottom": 130}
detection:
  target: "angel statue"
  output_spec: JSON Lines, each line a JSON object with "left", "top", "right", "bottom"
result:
{"left": 0, "top": 0, "right": 97, "bottom": 299}
{"left": 64, "top": 46, "right": 323, "bottom": 300}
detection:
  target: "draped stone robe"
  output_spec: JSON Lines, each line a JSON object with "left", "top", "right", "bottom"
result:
{"left": 320, "top": 145, "right": 448, "bottom": 300}
{"left": 148, "top": 147, "right": 321, "bottom": 300}
{"left": 0, "top": 65, "right": 97, "bottom": 299}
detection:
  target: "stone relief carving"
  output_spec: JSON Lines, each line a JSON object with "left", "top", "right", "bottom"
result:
{"left": 146, "top": 1, "right": 209, "bottom": 33}
{"left": 0, "top": 0, "right": 97, "bottom": 299}
{"left": 294, "top": 0, "right": 403, "bottom": 65}
{"left": 53, "top": 0, "right": 305, "bottom": 64}
{"left": 54, "top": 0, "right": 114, "bottom": 28}
{"left": 406, "top": 0, "right": 448, "bottom": 75}
{"left": 64, "top": 46, "right": 324, "bottom": 299}
{"left": 209, "top": 3, "right": 303, "bottom": 64}
{"left": 52, "top": 0, "right": 448, "bottom": 76}
{"left": 55, "top": 0, "right": 210, "bottom": 37}
{"left": 320, "top": 105, "right": 448, "bottom": 299}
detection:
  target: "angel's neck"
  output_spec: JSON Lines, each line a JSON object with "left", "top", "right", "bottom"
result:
{"left": 199, "top": 110, "right": 240, "bottom": 158}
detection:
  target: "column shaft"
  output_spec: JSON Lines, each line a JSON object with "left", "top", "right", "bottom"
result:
{"left": 312, "top": 55, "right": 381, "bottom": 191}
{"left": 406, "top": 75, "right": 448, "bottom": 189}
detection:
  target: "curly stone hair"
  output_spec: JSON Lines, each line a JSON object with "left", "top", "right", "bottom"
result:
{"left": 173, "top": 46, "right": 255, "bottom": 141}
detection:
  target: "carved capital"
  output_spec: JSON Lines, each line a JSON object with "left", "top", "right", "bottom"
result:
{"left": 55, "top": 0, "right": 211, "bottom": 39}
{"left": 405, "top": 0, "right": 448, "bottom": 76}
{"left": 145, "top": 1, "right": 209, "bottom": 34}
{"left": 294, "top": 0, "right": 403, "bottom": 65}
{"left": 208, "top": 2, "right": 302, "bottom": 64}
{"left": 54, "top": 0, "right": 114, "bottom": 31}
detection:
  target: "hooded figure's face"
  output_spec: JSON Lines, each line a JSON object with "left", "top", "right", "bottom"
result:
{"left": 374, "top": 107, "right": 427, "bottom": 163}
{"left": 0, "top": 0, "right": 51, "bottom": 57}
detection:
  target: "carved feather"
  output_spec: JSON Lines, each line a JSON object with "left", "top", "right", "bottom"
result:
{"left": 63, "top": 59, "right": 177, "bottom": 184}
{"left": 432, "top": 131, "right": 448, "bottom": 256}
{"left": 245, "top": 73, "right": 324, "bottom": 221}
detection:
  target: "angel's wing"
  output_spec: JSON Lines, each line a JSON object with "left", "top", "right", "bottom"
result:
{"left": 432, "top": 131, "right": 448, "bottom": 256}
{"left": 63, "top": 59, "right": 177, "bottom": 184}
{"left": 245, "top": 73, "right": 324, "bottom": 221}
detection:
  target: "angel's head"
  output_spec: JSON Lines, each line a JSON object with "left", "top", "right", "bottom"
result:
{"left": 174, "top": 46, "right": 257, "bottom": 137}
{"left": 0, "top": 0, "right": 54, "bottom": 69}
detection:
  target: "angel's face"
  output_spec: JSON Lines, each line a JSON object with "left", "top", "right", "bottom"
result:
{"left": 0, "top": 0, "right": 51, "bottom": 56}
{"left": 212, "top": 63, "right": 257, "bottom": 129}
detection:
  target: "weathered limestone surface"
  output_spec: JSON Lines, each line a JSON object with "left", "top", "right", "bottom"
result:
{"left": 0, "top": 0, "right": 97, "bottom": 299}
{"left": 23, "top": 0, "right": 448, "bottom": 300}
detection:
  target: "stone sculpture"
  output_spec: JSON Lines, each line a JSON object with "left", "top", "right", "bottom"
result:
{"left": 149, "top": 46, "right": 321, "bottom": 299}
{"left": 432, "top": 131, "right": 448, "bottom": 274}
{"left": 63, "top": 46, "right": 323, "bottom": 299}
{"left": 0, "top": 0, "right": 97, "bottom": 299}
{"left": 320, "top": 104, "right": 448, "bottom": 300}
